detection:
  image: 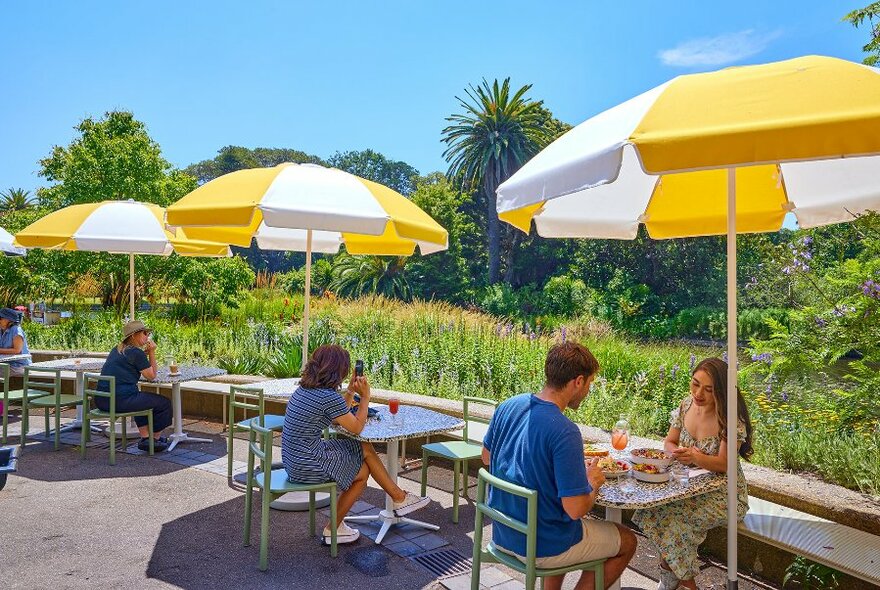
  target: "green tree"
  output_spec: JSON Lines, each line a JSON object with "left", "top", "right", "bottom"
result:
{"left": 0, "top": 188, "right": 36, "bottom": 212}
{"left": 329, "top": 253, "right": 411, "bottom": 300}
{"left": 845, "top": 2, "right": 880, "bottom": 65}
{"left": 184, "top": 145, "right": 326, "bottom": 184}
{"left": 442, "top": 78, "right": 555, "bottom": 284}
{"left": 406, "top": 173, "right": 479, "bottom": 301}
{"left": 328, "top": 149, "right": 420, "bottom": 195}
{"left": 38, "top": 111, "right": 193, "bottom": 208}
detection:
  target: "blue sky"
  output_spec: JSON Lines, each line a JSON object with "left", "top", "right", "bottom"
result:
{"left": 0, "top": 1, "right": 869, "bottom": 196}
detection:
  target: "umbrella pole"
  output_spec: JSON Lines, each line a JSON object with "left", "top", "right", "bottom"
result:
{"left": 129, "top": 253, "right": 136, "bottom": 320}
{"left": 726, "top": 168, "right": 738, "bottom": 589}
{"left": 302, "top": 229, "right": 312, "bottom": 371}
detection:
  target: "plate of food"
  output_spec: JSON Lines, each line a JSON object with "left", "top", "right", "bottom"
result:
{"left": 583, "top": 444, "right": 609, "bottom": 458}
{"left": 631, "top": 462, "right": 671, "bottom": 483}
{"left": 630, "top": 447, "right": 674, "bottom": 469}
{"left": 597, "top": 456, "right": 630, "bottom": 477}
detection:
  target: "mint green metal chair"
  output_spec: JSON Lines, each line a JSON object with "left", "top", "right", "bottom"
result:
{"left": 80, "top": 373, "right": 154, "bottom": 465}
{"left": 420, "top": 396, "right": 497, "bottom": 522}
{"left": 20, "top": 367, "right": 80, "bottom": 450}
{"left": 227, "top": 385, "right": 285, "bottom": 479}
{"left": 243, "top": 419, "right": 339, "bottom": 570}
{"left": 2, "top": 362, "right": 52, "bottom": 445}
{"left": 471, "top": 468, "right": 606, "bottom": 590}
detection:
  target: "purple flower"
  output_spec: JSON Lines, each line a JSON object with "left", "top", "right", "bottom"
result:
{"left": 561, "top": 326, "right": 567, "bottom": 343}
{"left": 722, "top": 351, "right": 728, "bottom": 363}
{"left": 750, "top": 352, "right": 773, "bottom": 365}
{"left": 781, "top": 391, "right": 789, "bottom": 402}
{"left": 659, "top": 365, "right": 666, "bottom": 380}
{"left": 671, "top": 364, "right": 680, "bottom": 379}
{"left": 689, "top": 353, "right": 696, "bottom": 370}
{"left": 815, "top": 316, "right": 827, "bottom": 328}
{"left": 801, "top": 236, "right": 813, "bottom": 245}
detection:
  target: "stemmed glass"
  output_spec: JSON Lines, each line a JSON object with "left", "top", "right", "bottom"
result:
{"left": 612, "top": 414, "right": 634, "bottom": 491}
{"left": 388, "top": 396, "right": 401, "bottom": 428}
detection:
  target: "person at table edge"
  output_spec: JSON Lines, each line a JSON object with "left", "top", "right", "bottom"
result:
{"left": 0, "top": 307, "right": 31, "bottom": 376}
{"left": 482, "top": 342, "right": 637, "bottom": 590}
{"left": 96, "top": 320, "right": 173, "bottom": 452}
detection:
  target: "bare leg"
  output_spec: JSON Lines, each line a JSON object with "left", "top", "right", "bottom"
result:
{"left": 543, "top": 575, "right": 565, "bottom": 590}
{"left": 573, "top": 524, "right": 638, "bottom": 590}
{"left": 678, "top": 580, "right": 697, "bottom": 590}
{"left": 360, "top": 441, "right": 406, "bottom": 502}
{"left": 332, "top": 463, "right": 369, "bottom": 528}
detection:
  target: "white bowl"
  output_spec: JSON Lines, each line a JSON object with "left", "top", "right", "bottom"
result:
{"left": 632, "top": 468, "right": 670, "bottom": 483}
{"left": 629, "top": 448, "right": 674, "bottom": 469}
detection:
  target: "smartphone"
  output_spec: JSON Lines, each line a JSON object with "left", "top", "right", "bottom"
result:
{"left": 354, "top": 359, "right": 364, "bottom": 377}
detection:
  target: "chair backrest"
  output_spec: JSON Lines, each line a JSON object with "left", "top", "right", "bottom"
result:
{"left": 83, "top": 373, "right": 116, "bottom": 412}
{"left": 462, "top": 396, "right": 497, "bottom": 443}
{"left": 247, "top": 418, "right": 274, "bottom": 472}
{"left": 474, "top": 467, "right": 538, "bottom": 564}
{"left": 23, "top": 367, "right": 61, "bottom": 398}
{"left": 230, "top": 386, "right": 267, "bottom": 426}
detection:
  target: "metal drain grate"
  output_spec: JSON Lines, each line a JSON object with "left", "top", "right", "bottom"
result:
{"left": 410, "top": 548, "right": 472, "bottom": 578}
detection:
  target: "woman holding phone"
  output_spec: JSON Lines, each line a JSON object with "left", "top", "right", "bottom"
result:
{"left": 281, "top": 344, "right": 430, "bottom": 546}
{"left": 96, "top": 320, "right": 173, "bottom": 452}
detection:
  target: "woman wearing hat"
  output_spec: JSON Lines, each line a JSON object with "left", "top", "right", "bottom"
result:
{"left": 96, "top": 320, "right": 172, "bottom": 452}
{"left": 0, "top": 308, "right": 31, "bottom": 376}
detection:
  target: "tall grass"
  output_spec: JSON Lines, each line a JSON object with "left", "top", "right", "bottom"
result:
{"left": 23, "top": 292, "right": 879, "bottom": 495}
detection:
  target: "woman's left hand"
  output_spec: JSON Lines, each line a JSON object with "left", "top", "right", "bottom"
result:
{"left": 672, "top": 446, "right": 701, "bottom": 466}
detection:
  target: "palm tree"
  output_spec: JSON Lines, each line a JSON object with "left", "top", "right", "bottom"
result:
{"left": 329, "top": 254, "right": 411, "bottom": 300}
{"left": 0, "top": 188, "right": 35, "bottom": 212}
{"left": 442, "top": 78, "right": 553, "bottom": 284}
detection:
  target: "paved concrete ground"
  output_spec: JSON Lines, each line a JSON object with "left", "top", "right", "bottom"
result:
{"left": 1, "top": 412, "right": 778, "bottom": 590}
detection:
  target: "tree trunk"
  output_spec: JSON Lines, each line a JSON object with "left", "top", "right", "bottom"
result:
{"left": 502, "top": 229, "right": 521, "bottom": 285}
{"left": 486, "top": 188, "right": 501, "bottom": 284}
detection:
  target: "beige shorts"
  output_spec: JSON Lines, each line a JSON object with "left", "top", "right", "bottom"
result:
{"left": 500, "top": 519, "right": 621, "bottom": 568}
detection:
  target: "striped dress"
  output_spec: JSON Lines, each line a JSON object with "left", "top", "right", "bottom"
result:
{"left": 281, "top": 386, "right": 364, "bottom": 491}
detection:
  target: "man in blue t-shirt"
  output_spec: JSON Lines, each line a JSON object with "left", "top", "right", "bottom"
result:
{"left": 482, "top": 342, "right": 636, "bottom": 590}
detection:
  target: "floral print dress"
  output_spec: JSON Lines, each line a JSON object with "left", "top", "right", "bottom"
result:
{"left": 632, "top": 397, "right": 749, "bottom": 581}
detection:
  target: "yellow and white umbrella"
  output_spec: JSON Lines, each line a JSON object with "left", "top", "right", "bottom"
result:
{"left": 1, "top": 227, "right": 25, "bottom": 256}
{"left": 167, "top": 162, "right": 448, "bottom": 367}
{"left": 496, "top": 55, "right": 880, "bottom": 588}
{"left": 16, "top": 200, "right": 230, "bottom": 318}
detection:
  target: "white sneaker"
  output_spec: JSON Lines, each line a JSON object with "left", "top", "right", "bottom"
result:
{"left": 393, "top": 492, "right": 430, "bottom": 516}
{"left": 322, "top": 522, "right": 360, "bottom": 545}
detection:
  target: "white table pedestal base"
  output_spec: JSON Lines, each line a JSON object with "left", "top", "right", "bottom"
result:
{"left": 344, "top": 437, "right": 439, "bottom": 543}
{"left": 166, "top": 382, "right": 212, "bottom": 452}
{"left": 606, "top": 507, "right": 623, "bottom": 590}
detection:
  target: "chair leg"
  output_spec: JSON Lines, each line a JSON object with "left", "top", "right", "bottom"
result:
{"left": 594, "top": 563, "right": 603, "bottom": 588}
{"left": 243, "top": 453, "right": 254, "bottom": 546}
{"left": 54, "top": 406, "right": 61, "bottom": 450}
{"left": 462, "top": 459, "right": 470, "bottom": 500}
{"left": 452, "top": 460, "right": 461, "bottom": 524}
{"left": 109, "top": 418, "right": 116, "bottom": 466}
{"left": 420, "top": 451, "right": 429, "bottom": 496}
{"left": 227, "top": 426, "right": 234, "bottom": 479}
{"left": 2, "top": 402, "right": 8, "bottom": 444}
{"left": 329, "top": 486, "right": 337, "bottom": 558}
{"left": 121, "top": 419, "right": 127, "bottom": 451}
{"left": 80, "top": 413, "right": 88, "bottom": 458}
{"left": 309, "top": 490, "right": 316, "bottom": 536}
{"left": 44, "top": 409, "right": 50, "bottom": 441}
{"left": 20, "top": 397, "right": 28, "bottom": 447}
{"left": 147, "top": 413, "right": 154, "bottom": 456}
{"left": 259, "top": 487, "right": 271, "bottom": 571}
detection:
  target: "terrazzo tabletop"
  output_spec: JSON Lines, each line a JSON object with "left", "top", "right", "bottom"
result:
{"left": 0, "top": 353, "right": 33, "bottom": 363}
{"left": 595, "top": 446, "right": 725, "bottom": 509}
{"left": 142, "top": 366, "right": 227, "bottom": 384}
{"left": 249, "top": 378, "right": 300, "bottom": 400}
{"left": 31, "top": 357, "right": 105, "bottom": 372}
{"left": 332, "top": 405, "right": 464, "bottom": 442}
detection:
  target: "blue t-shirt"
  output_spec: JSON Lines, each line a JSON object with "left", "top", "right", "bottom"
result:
{"left": 98, "top": 346, "right": 150, "bottom": 397}
{"left": 0, "top": 324, "right": 31, "bottom": 369}
{"left": 483, "top": 393, "right": 591, "bottom": 558}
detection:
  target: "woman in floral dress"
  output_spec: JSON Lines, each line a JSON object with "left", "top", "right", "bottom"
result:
{"left": 633, "top": 357, "right": 754, "bottom": 590}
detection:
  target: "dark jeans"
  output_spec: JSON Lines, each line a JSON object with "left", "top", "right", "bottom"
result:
{"left": 95, "top": 391, "right": 173, "bottom": 433}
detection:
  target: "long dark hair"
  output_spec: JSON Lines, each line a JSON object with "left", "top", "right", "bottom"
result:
{"left": 300, "top": 345, "right": 351, "bottom": 390}
{"left": 693, "top": 357, "right": 754, "bottom": 460}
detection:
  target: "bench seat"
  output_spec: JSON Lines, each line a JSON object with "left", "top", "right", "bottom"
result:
{"left": 740, "top": 496, "right": 880, "bottom": 585}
